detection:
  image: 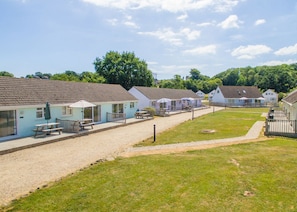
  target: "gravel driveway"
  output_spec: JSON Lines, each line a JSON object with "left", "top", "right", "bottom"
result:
{"left": 0, "top": 107, "right": 231, "bottom": 206}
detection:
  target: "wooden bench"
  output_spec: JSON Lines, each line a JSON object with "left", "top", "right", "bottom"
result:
{"left": 135, "top": 111, "right": 152, "bottom": 119}
{"left": 141, "top": 114, "right": 151, "bottom": 118}
{"left": 33, "top": 127, "right": 63, "bottom": 137}
{"left": 33, "top": 128, "right": 43, "bottom": 137}
{"left": 42, "top": 127, "right": 63, "bottom": 135}
{"left": 79, "top": 122, "right": 95, "bottom": 130}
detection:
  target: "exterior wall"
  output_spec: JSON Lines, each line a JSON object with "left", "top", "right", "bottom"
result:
{"left": 128, "top": 87, "right": 150, "bottom": 110}
{"left": 196, "top": 90, "right": 205, "bottom": 99}
{"left": 283, "top": 102, "right": 297, "bottom": 120}
{"left": 211, "top": 88, "right": 225, "bottom": 104}
{"left": 208, "top": 90, "right": 215, "bottom": 101}
{"left": 0, "top": 101, "right": 138, "bottom": 142}
{"left": 263, "top": 89, "right": 278, "bottom": 103}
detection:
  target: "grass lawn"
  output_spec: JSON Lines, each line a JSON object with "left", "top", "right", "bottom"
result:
{"left": 3, "top": 137, "right": 297, "bottom": 212}
{"left": 136, "top": 107, "right": 268, "bottom": 146}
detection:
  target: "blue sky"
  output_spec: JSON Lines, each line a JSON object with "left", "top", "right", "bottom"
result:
{"left": 1, "top": 0, "right": 297, "bottom": 79}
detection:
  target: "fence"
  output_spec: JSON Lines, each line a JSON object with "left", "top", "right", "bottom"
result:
{"left": 106, "top": 112, "right": 126, "bottom": 124}
{"left": 56, "top": 118, "right": 80, "bottom": 133}
{"left": 264, "top": 109, "right": 297, "bottom": 138}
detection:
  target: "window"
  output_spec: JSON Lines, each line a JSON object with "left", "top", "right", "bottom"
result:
{"left": 36, "top": 107, "right": 45, "bottom": 119}
{"left": 112, "top": 104, "right": 124, "bottom": 113}
{"left": 62, "top": 106, "right": 73, "bottom": 116}
{"left": 228, "top": 99, "right": 235, "bottom": 103}
{"left": 130, "top": 102, "right": 135, "bottom": 109}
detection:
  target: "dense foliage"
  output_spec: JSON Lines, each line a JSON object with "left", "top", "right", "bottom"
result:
{"left": 2, "top": 53, "right": 297, "bottom": 95}
{"left": 94, "top": 51, "right": 154, "bottom": 90}
{"left": 214, "top": 64, "right": 297, "bottom": 93}
{"left": 159, "top": 63, "right": 297, "bottom": 94}
{"left": 0, "top": 71, "right": 14, "bottom": 77}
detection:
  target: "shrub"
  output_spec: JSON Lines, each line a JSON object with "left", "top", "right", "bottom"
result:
{"left": 143, "top": 107, "right": 156, "bottom": 116}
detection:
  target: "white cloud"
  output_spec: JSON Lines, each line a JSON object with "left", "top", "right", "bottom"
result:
{"left": 138, "top": 27, "right": 200, "bottom": 46}
{"left": 124, "top": 21, "right": 138, "bottom": 28}
{"left": 82, "top": 0, "right": 240, "bottom": 13}
{"left": 218, "top": 15, "right": 242, "bottom": 29}
{"left": 123, "top": 15, "right": 139, "bottom": 28}
{"left": 254, "top": 19, "right": 266, "bottom": 26}
{"left": 180, "top": 28, "right": 201, "bottom": 40}
{"left": 274, "top": 43, "right": 297, "bottom": 56}
{"left": 231, "top": 45, "right": 272, "bottom": 59}
{"left": 107, "top": 18, "right": 118, "bottom": 26}
{"left": 138, "top": 28, "right": 183, "bottom": 46}
{"left": 197, "top": 21, "right": 215, "bottom": 27}
{"left": 177, "top": 14, "right": 188, "bottom": 21}
{"left": 262, "top": 59, "right": 297, "bottom": 66}
{"left": 107, "top": 15, "right": 138, "bottom": 28}
{"left": 230, "top": 34, "right": 244, "bottom": 41}
{"left": 183, "top": 45, "right": 217, "bottom": 55}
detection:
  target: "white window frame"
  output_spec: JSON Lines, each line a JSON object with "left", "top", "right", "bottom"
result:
{"left": 36, "top": 107, "right": 45, "bottom": 119}
{"left": 62, "top": 106, "right": 73, "bottom": 116}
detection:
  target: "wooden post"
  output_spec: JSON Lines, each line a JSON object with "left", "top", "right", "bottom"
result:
{"left": 153, "top": 124, "right": 156, "bottom": 142}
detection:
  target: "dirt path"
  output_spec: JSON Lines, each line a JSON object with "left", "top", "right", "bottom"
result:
{"left": 121, "top": 136, "right": 270, "bottom": 157}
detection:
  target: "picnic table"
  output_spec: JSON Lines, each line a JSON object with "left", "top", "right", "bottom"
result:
{"left": 135, "top": 111, "right": 152, "bottom": 119}
{"left": 79, "top": 119, "right": 95, "bottom": 130}
{"left": 33, "top": 122, "right": 63, "bottom": 137}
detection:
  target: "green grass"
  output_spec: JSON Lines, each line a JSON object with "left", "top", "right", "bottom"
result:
{"left": 136, "top": 107, "right": 268, "bottom": 146}
{"left": 4, "top": 137, "right": 297, "bottom": 212}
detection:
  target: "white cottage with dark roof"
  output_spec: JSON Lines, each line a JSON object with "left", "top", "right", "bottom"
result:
{"left": 262, "top": 89, "right": 278, "bottom": 105}
{"left": 0, "top": 77, "right": 138, "bottom": 141}
{"left": 211, "top": 85, "right": 264, "bottom": 107}
{"left": 128, "top": 86, "right": 201, "bottom": 111}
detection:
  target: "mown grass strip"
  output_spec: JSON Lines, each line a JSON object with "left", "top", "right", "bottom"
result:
{"left": 137, "top": 108, "right": 268, "bottom": 146}
{"left": 4, "top": 137, "right": 297, "bottom": 212}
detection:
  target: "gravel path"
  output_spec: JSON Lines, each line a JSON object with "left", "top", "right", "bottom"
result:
{"left": 0, "top": 106, "right": 264, "bottom": 206}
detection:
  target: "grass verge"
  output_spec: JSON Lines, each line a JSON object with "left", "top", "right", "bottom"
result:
{"left": 3, "top": 137, "right": 297, "bottom": 212}
{"left": 136, "top": 107, "right": 268, "bottom": 146}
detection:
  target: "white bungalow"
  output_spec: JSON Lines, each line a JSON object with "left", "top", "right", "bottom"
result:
{"left": 208, "top": 90, "right": 215, "bottom": 102}
{"left": 128, "top": 86, "right": 201, "bottom": 112}
{"left": 211, "top": 85, "right": 264, "bottom": 107}
{"left": 282, "top": 89, "right": 297, "bottom": 120}
{"left": 262, "top": 89, "right": 278, "bottom": 105}
{"left": 196, "top": 90, "right": 205, "bottom": 99}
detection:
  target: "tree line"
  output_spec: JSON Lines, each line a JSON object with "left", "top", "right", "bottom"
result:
{"left": 1, "top": 51, "right": 297, "bottom": 95}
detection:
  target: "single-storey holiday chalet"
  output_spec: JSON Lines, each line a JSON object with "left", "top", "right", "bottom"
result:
{"left": 128, "top": 86, "right": 201, "bottom": 113}
{"left": 211, "top": 85, "right": 264, "bottom": 107}
{"left": 282, "top": 89, "right": 297, "bottom": 121}
{"left": 0, "top": 77, "right": 138, "bottom": 141}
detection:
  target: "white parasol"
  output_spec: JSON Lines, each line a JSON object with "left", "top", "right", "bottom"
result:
{"left": 157, "top": 98, "right": 171, "bottom": 103}
{"left": 69, "top": 100, "right": 96, "bottom": 120}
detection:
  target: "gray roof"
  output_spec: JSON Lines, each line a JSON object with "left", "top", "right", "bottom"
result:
{"left": 0, "top": 77, "right": 137, "bottom": 107}
{"left": 132, "top": 86, "right": 198, "bottom": 100}
{"left": 282, "top": 89, "right": 297, "bottom": 104}
{"left": 219, "top": 86, "right": 262, "bottom": 98}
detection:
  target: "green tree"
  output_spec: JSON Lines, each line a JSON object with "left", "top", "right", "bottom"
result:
{"left": 26, "top": 72, "right": 52, "bottom": 79}
{"left": 51, "top": 70, "right": 80, "bottom": 81}
{"left": 189, "top": 69, "right": 209, "bottom": 81}
{"left": 159, "top": 75, "right": 185, "bottom": 89}
{"left": 94, "top": 51, "right": 154, "bottom": 90}
{"left": 222, "top": 69, "right": 239, "bottom": 85}
{"left": 80, "top": 71, "right": 105, "bottom": 83}
{"left": 0, "top": 71, "right": 14, "bottom": 77}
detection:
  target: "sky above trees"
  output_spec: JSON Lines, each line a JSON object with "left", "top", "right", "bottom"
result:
{"left": 1, "top": 0, "right": 297, "bottom": 79}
